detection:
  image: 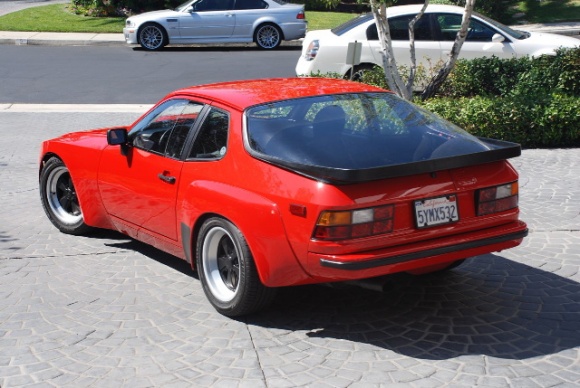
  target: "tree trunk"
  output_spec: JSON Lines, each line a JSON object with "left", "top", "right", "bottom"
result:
{"left": 420, "top": 0, "right": 476, "bottom": 100}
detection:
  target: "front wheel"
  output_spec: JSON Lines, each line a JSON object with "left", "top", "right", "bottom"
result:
{"left": 254, "top": 23, "right": 282, "bottom": 50}
{"left": 138, "top": 23, "right": 167, "bottom": 51}
{"left": 196, "top": 217, "right": 276, "bottom": 316}
{"left": 39, "top": 157, "right": 92, "bottom": 235}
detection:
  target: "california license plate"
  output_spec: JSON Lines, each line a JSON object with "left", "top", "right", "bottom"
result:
{"left": 414, "top": 195, "right": 459, "bottom": 228}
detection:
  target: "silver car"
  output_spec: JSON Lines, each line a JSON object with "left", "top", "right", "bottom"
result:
{"left": 124, "top": 0, "right": 307, "bottom": 50}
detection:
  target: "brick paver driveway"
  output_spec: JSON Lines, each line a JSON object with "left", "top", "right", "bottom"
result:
{"left": 1, "top": 110, "right": 579, "bottom": 387}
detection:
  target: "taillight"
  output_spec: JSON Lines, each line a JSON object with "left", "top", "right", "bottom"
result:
{"left": 476, "top": 182, "right": 519, "bottom": 216}
{"left": 304, "top": 40, "right": 319, "bottom": 61}
{"left": 313, "top": 205, "right": 394, "bottom": 241}
{"left": 297, "top": 11, "right": 305, "bottom": 20}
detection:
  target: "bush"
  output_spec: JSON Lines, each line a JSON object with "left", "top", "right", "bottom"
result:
{"left": 70, "top": 0, "right": 182, "bottom": 16}
{"left": 440, "top": 48, "right": 580, "bottom": 98}
{"left": 410, "top": 48, "right": 580, "bottom": 148}
{"left": 420, "top": 94, "right": 580, "bottom": 148}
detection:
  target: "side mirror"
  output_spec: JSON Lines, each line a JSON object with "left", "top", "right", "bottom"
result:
{"left": 491, "top": 33, "right": 505, "bottom": 43}
{"left": 107, "top": 127, "right": 128, "bottom": 145}
{"left": 107, "top": 127, "right": 130, "bottom": 156}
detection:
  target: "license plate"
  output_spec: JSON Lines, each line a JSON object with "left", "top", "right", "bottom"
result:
{"left": 414, "top": 195, "right": 459, "bottom": 228}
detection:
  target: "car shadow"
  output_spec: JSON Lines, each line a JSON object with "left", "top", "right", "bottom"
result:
{"left": 84, "top": 232, "right": 580, "bottom": 361}
{"left": 88, "top": 229, "right": 195, "bottom": 277}
{"left": 245, "top": 254, "right": 580, "bottom": 361}
{"left": 131, "top": 45, "right": 301, "bottom": 53}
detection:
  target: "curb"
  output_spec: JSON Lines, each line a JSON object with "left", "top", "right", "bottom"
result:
{"left": 0, "top": 25, "right": 577, "bottom": 48}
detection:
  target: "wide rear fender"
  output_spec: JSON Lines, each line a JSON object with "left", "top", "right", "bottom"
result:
{"left": 179, "top": 180, "right": 311, "bottom": 287}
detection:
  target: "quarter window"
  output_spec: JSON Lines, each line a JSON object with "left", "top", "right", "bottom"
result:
{"left": 189, "top": 108, "right": 229, "bottom": 159}
{"left": 234, "top": 0, "right": 268, "bottom": 10}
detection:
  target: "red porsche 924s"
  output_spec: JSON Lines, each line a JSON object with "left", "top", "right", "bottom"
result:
{"left": 39, "top": 78, "right": 528, "bottom": 316}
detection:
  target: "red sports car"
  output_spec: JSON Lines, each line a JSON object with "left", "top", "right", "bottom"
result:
{"left": 39, "top": 78, "right": 527, "bottom": 316}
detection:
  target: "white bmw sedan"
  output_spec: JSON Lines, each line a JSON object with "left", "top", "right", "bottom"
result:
{"left": 296, "top": 4, "right": 580, "bottom": 78}
{"left": 124, "top": 0, "right": 306, "bottom": 50}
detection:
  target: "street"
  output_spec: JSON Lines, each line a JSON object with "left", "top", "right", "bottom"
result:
{"left": 0, "top": 108, "right": 579, "bottom": 386}
{"left": 0, "top": 45, "right": 301, "bottom": 104}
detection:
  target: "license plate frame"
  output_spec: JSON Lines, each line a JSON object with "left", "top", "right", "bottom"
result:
{"left": 414, "top": 194, "right": 459, "bottom": 229}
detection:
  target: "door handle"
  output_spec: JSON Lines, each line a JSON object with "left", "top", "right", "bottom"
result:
{"left": 158, "top": 173, "right": 176, "bottom": 184}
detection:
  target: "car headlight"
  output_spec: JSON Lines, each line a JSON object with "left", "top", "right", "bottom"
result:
{"left": 125, "top": 19, "right": 135, "bottom": 28}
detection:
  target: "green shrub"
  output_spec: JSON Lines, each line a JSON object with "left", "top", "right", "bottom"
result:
{"left": 420, "top": 94, "right": 580, "bottom": 148}
{"left": 71, "top": 0, "right": 182, "bottom": 16}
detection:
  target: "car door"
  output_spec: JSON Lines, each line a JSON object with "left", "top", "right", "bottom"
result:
{"left": 231, "top": 0, "right": 268, "bottom": 38}
{"left": 98, "top": 99, "right": 204, "bottom": 240}
{"left": 435, "top": 13, "right": 517, "bottom": 60}
{"left": 368, "top": 14, "right": 443, "bottom": 69}
{"left": 179, "top": 0, "right": 236, "bottom": 40}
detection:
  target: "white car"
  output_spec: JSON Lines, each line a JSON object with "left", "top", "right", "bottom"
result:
{"left": 296, "top": 4, "right": 580, "bottom": 78}
{"left": 124, "top": 0, "right": 306, "bottom": 50}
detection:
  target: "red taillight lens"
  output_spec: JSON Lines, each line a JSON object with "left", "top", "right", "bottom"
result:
{"left": 476, "top": 182, "right": 519, "bottom": 216}
{"left": 297, "top": 11, "right": 305, "bottom": 19}
{"left": 313, "top": 205, "right": 394, "bottom": 241}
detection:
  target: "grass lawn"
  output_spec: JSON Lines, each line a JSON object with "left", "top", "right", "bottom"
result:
{"left": 0, "top": 4, "right": 356, "bottom": 33}
{"left": 515, "top": 0, "right": 580, "bottom": 23}
{"left": 0, "top": 2, "right": 578, "bottom": 33}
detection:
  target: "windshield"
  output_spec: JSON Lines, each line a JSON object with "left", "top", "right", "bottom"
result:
{"left": 473, "top": 11, "right": 529, "bottom": 39}
{"left": 175, "top": 0, "right": 193, "bottom": 11}
{"left": 246, "top": 93, "right": 492, "bottom": 171}
{"left": 331, "top": 13, "right": 373, "bottom": 35}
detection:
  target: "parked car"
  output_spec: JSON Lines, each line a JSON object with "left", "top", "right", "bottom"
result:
{"left": 123, "top": 0, "right": 306, "bottom": 50}
{"left": 39, "top": 78, "right": 528, "bottom": 316}
{"left": 296, "top": 4, "right": 580, "bottom": 78}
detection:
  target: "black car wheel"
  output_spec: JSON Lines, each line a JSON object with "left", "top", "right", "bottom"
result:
{"left": 39, "top": 157, "right": 92, "bottom": 235}
{"left": 254, "top": 23, "right": 282, "bottom": 50}
{"left": 138, "top": 23, "right": 167, "bottom": 51}
{"left": 196, "top": 217, "right": 276, "bottom": 316}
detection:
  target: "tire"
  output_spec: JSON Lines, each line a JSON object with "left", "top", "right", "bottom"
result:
{"left": 138, "top": 23, "right": 168, "bottom": 51}
{"left": 196, "top": 217, "right": 276, "bottom": 316}
{"left": 39, "top": 157, "right": 92, "bottom": 235}
{"left": 254, "top": 23, "right": 282, "bottom": 50}
{"left": 347, "top": 64, "right": 375, "bottom": 82}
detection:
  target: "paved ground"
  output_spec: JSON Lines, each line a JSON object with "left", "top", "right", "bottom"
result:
{"left": 0, "top": 108, "right": 579, "bottom": 387}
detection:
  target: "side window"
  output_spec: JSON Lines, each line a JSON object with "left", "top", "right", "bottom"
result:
{"left": 189, "top": 108, "right": 229, "bottom": 160}
{"left": 130, "top": 99, "right": 203, "bottom": 158}
{"left": 436, "top": 14, "right": 496, "bottom": 42}
{"left": 234, "top": 0, "right": 267, "bottom": 10}
{"left": 389, "top": 14, "right": 432, "bottom": 41}
{"left": 193, "top": 0, "right": 234, "bottom": 12}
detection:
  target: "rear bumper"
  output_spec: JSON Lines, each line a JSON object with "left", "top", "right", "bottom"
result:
{"left": 322, "top": 228, "right": 528, "bottom": 270}
{"left": 306, "top": 221, "right": 528, "bottom": 281}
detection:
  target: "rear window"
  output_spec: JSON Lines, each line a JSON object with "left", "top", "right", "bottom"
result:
{"left": 245, "top": 93, "right": 491, "bottom": 170}
{"left": 331, "top": 13, "right": 374, "bottom": 36}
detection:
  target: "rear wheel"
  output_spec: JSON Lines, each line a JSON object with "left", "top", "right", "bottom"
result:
{"left": 347, "top": 64, "right": 375, "bottom": 82}
{"left": 138, "top": 23, "right": 167, "bottom": 51}
{"left": 196, "top": 217, "right": 276, "bottom": 316}
{"left": 254, "top": 23, "right": 282, "bottom": 50}
{"left": 39, "top": 157, "right": 92, "bottom": 235}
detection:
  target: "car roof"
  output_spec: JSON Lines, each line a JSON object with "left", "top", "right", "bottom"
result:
{"left": 387, "top": 3, "right": 464, "bottom": 16}
{"left": 167, "top": 78, "right": 389, "bottom": 110}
